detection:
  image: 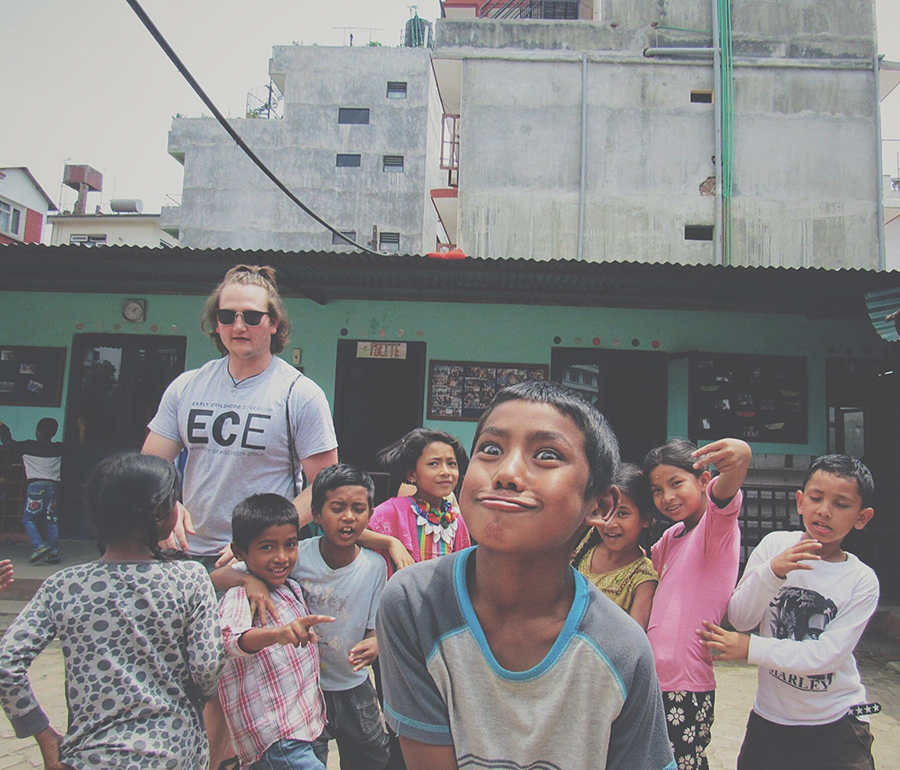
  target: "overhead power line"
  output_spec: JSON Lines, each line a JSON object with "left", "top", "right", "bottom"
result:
{"left": 124, "top": 0, "right": 380, "bottom": 255}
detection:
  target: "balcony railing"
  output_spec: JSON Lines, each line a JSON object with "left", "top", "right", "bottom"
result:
{"left": 479, "top": 0, "right": 579, "bottom": 20}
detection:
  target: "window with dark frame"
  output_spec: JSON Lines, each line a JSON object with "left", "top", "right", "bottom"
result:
{"left": 691, "top": 90, "right": 714, "bottom": 104}
{"left": 379, "top": 232, "right": 400, "bottom": 252}
{"left": 338, "top": 107, "right": 370, "bottom": 125}
{"left": 336, "top": 154, "right": 362, "bottom": 168}
{"left": 332, "top": 230, "right": 357, "bottom": 246}
{"left": 383, "top": 155, "right": 404, "bottom": 173}
{"left": 387, "top": 81, "right": 408, "bottom": 99}
{"left": 684, "top": 225, "right": 714, "bottom": 241}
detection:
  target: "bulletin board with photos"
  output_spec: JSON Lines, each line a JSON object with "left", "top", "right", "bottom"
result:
{"left": 689, "top": 353, "right": 807, "bottom": 444}
{"left": 0, "top": 346, "right": 68, "bottom": 407}
{"left": 428, "top": 360, "right": 549, "bottom": 421}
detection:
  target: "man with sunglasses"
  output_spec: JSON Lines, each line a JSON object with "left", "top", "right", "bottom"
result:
{"left": 143, "top": 264, "right": 340, "bottom": 571}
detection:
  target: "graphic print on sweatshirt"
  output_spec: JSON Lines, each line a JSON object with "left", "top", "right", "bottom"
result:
{"left": 767, "top": 586, "right": 839, "bottom": 692}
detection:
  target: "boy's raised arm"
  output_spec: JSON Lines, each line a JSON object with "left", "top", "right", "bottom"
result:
{"left": 726, "top": 536, "right": 784, "bottom": 632}
{"left": 211, "top": 566, "right": 281, "bottom": 624}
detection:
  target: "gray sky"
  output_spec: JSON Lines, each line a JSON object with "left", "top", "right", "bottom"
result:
{"left": 2, "top": 0, "right": 898, "bottom": 216}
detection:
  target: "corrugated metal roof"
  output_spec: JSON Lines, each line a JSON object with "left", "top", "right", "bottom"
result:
{"left": 3, "top": 243, "right": 900, "bottom": 320}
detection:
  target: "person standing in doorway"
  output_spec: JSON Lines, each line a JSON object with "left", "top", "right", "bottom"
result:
{"left": 0, "top": 416, "right": 85, "bottom": 564}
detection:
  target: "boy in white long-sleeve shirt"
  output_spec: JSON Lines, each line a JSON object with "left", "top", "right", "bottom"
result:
{"left": 697, "top": 455, "right": 878, "bottom": 770}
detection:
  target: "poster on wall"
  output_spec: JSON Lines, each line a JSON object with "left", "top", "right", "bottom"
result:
{"left": 428, "top": 360, "right": 548, "bottom": 421}
{"left": 689, "top": 353, "right": 807, "bottom": 444}
{"left": 0, "top": 346, "right": 67, "bottom": 407}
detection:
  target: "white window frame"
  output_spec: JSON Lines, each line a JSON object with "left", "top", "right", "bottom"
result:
{"left": 0, "top": 198, "right": 24, "bottom": 240}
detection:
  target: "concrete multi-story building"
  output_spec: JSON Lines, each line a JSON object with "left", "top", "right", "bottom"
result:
{"left": 0, "top": 167, "right": 56, "bottom": 245}
{"left": 162, "top": 45, "right": 446, "bottom": 254}
{"left": 433, "top": 0, "right": 894, "bottom": 268}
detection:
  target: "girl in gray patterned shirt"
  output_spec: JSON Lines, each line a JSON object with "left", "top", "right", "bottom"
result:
{"left": 0, "top": 453, "right": 224, "bottom": 770}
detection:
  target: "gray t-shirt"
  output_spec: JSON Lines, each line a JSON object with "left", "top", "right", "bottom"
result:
{"left": 148, "top": 356, "right": 338, "bottom": 555}
{"left": 291, "top": 538, "right": 387, "bottom": 691}
{"left": 377, "top": 547, "right": 676, "bottom": 770}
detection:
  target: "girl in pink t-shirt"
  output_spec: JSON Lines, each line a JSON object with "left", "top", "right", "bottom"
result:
{"left": 644, "top": 437, "right": 751, "bottom": 770}
{"left": 368, "top": 428, "right": 471, "bottom": 576}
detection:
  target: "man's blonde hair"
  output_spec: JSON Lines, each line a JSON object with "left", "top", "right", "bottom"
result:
{"left": 201, "top": 265, "right": 291, "bottom": 355}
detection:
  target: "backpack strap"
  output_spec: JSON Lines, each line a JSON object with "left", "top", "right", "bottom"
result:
{"left": 285, "top": 372, "right": 304, "bottom": 498}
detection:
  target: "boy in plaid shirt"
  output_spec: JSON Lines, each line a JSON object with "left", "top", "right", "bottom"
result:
{"left": 217, "top": 494, "right": 335, "bottom": 770}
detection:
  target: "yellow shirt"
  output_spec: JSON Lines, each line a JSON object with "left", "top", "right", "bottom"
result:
{"left": 574, "top": 534, "right": 658, "bottom": 613}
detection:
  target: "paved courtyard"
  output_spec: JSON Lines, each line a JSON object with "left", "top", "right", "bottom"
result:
{"left": 2, "top": 539, "right": 899, "bottom": 768}
{"left": 2, "top": 632, "right": 899, "bottom": 769}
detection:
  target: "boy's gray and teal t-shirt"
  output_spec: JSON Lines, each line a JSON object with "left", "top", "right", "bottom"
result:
{"left": 377, "top": 547, "right": 676, "bottom": 770}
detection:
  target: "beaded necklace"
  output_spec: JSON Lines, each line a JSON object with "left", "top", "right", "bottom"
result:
{"left": 409, "top": 496, "right": 458, "bottom": 560}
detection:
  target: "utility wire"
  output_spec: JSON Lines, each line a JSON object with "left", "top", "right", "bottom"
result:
{"left": 124, "top": 0, "right": 380, "bottom": 256}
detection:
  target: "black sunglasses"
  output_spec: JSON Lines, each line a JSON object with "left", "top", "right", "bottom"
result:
{"left": 216, "top": 309, "right": 270, "bottom": 326}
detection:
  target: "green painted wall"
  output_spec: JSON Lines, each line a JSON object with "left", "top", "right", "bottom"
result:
{"left": 1, "top": 290, "right": 891, "bottom": 456}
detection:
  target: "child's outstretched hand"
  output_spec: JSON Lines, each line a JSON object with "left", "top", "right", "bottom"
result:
{"left": 692, "top": 438, "right": 752, "bottom": 503}
{"left": 273, "top": 615, "right": 335, "bottom": 648}
{"left": 770, "top": 538, "right": 822, "bottom": 579}
{"left": 0, "top": 559, "right": 14, "bottom": 592}
{"left": 696, "top": 620, "right": 750, "bottom": 662}
{"left": 348, "top": 636, "right": 379, "bottom": 672}
{"left": 244, "top": 574, "right": 282, "bottom": 625}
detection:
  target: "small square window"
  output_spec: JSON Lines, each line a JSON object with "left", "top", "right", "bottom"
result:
{"left": 684, "top": 225, "right": 714, "bottom": 241}
{"left": 383, "top": 155, "right": 404, "bottom": 173}
{"left": 338, "top": 107, "right": 370, "bottom": 124}
{"left": 379, "top": 232, "right": 400, "bottom": 252}
{"left": 691, "top": 90, "right": 714, "bottom": 104}
{"left": 387, "top": 81, "right": 408, "bottom": 99}
{"left": 332, "top": 230, "right": 357, "bottom": 245}
{"left": 336, "top": 154, "right": 361, "bottom": 168}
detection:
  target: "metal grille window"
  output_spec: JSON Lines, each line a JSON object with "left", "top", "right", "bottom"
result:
{"left": 383, "top": 155, "right": 404, "bottom": 173}
{"left": 332, "top": 230, "right": 357, "bottom": 246}
{"left": 387, "top": 81, "right": 408, "bottom": 99}
{"left": 70, "top": 234, "right": 107, "bottom": 246}
{"left": 336, "top": 154, "right": 362, "bottom": 168}
{"left": 379, "top": 232, "right": 400, "bottom": 252}
{"left": 338, "top": 108, "right": 370, "bottom": 125}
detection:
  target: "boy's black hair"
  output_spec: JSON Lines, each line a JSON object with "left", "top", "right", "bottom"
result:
{"left": 87, "top": 452, "right": 180, "bottom": 560}
{"left": 377, "top": 428, "right": 469, "bottom": 480}
{"left": 473, "top": 380, "right": 620, "bottom": 500}
{"left": 311, "top": 463, "right": 376, "bottom": 515}
{"left": 643, "top": 438, "right": 706, "bottom": 479}
{"left": 36, "top": 418, "right": 58, "bottom": 440}
{"left": 571, "top": 463, "right": 656, "bottom": 565}
{"left": 803, "top": 454, "right": 875, "bottom": 509}
{"left": 231, "top": 493, "right": 299, "bottom": 552}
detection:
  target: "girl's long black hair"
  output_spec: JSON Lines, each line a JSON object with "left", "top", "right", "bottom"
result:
{"left": 87, "top": 452, "right": 180, "bottom": 560}
{"left": 376, "top": 428, "right": 469, "bottom": 483}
